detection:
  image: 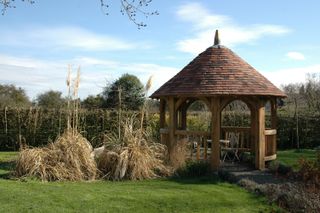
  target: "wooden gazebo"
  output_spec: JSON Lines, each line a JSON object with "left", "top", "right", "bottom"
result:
{"left": 150, "top": 30, "right": 286, "bottom": 170}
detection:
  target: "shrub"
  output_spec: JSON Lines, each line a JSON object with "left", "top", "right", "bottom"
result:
{"left": 174, "top": 161, "right": 210, "bottom": 178}
{"left": 297, "top": 152, "right": 320, "bottom": 188}
{"left": 259, "top": 183, "right": 320, "bottom": 212}
{"left": 278, "top": 163, "right": 293, "bottom": 175}
{"left": 268, "top": 160, "right": 279, "bottom": 173}
{"left": 240, "top": 152, "right": 254, "bottom": 164}
{"left": 237, "top": 178, "right": 259, "bottom": 193}
{"left": 268, "top": 160, "right": 292, "bottom": 176}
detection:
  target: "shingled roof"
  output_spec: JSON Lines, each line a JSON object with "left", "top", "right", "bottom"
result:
{"left": 151, "top": 32, "right": 286, "bottom": 98}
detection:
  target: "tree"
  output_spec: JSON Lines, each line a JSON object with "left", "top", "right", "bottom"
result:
{"left": 0, "top": 84, "right": 31, "bottom": 108}
{"left": 82, "top": 94, "right": 104, "bottom": 109}
{"left": 305, "top": 73, "right": 320, "bottom": 111}
{"left": 102, "top": 74, "right": 145, "bottom": 110}
{"left": 1, "top": 0, "right": 158, "bottom": 28}
{"left": 36, "top": 90, "right": 66, "bottom": 109}
{"left": 282, "top": 83, "right": 304, "bottom": 149}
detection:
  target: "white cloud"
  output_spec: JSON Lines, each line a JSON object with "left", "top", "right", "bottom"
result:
{"left": 176, "top": 2, "right": 230, "bottom": 30}
{"left": 0, "top": 54, "right": 179, "bottom": 99}
{"left": 118, "top": 63, "right": 179, "bottom": 94}
{"left": 1, "top": 26, "right": 139, "bottom": 51}
{"left": 2, "top": 53, "right": 318, "bottom": 100}
{"left": 176, "top": 2, "right": 290, "bottom": 54}
{"left": 262, "top": 64, "right": 320, "bottom": 87}
{"left": 286, "top": 51, "right": 305, "bottom": 61}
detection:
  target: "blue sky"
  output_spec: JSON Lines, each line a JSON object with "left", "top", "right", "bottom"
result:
{"left": 1, "top": 0, "right": 320, "bottom": 99}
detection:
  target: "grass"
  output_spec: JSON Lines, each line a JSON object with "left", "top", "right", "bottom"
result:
{"left": 277, "top": 149, "right": 317, "bottom": 170}
{"left": 0, "top": 178, "right": 277, "bottom": 213}
{"left": 0, "top": 151, "right": 277, "bottom": 213}
{"left": 0, "top": 151, "right": 17, "bottom": 162}
{"left": 0, "top": 152, "right": 17, "bottom": 177}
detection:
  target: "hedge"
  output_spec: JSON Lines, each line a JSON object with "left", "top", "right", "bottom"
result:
{"left": 0, "top": 108, "right": 319, "bottom": 151}
{"left": 0, "top": 108, "right": 127, "bottom": 151}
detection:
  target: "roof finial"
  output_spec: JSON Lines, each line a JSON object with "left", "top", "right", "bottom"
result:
{"left": 214, "top": 30, "right": 220, "bottom": 45}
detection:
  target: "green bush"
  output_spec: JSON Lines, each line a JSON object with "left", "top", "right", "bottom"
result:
{"left": 146, "top": 113, "right": 160, "bottom": 142}
{"left": 277, "top": 115, "right": 320, "bottom": 149}
{"left": 0, "top": 108, "right": 142, "bottom": 150}
{"left": 174, "top": 161, "right": 210, "bottom": 178}
{"left": 186, "top": 113, "right": 210, "bottom": 131}
{"left": 240, "top": 152, "right": 254, "bottom": 164}
{"left": 1, "top": 108, "right": 320, "bottom": 151}
{"left": 268, "top": 160, "right": 292, "bottom": 176}
{"left": 297, "top": 150, "right": 320, "bottom": 187}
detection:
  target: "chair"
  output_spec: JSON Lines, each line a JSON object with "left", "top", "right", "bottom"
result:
{"left": 221, "top": 132, "right": 240, "bottom": 162}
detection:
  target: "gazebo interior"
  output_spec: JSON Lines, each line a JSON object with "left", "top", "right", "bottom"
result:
{"left": 150, "top": 30, "right": 286, "bottom": 170}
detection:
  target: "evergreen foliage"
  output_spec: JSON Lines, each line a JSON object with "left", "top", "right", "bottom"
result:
{"left": 36, "top": 90, "right": 66, "bottom": 109}
{"left": 0, "top": 84, "right": 31, "bottom": 108}
{"left": 81, "top": 95, "right": 104, "bottom": 109}
{"left": 102, "top": 74, "right": 145, "bottom": 110}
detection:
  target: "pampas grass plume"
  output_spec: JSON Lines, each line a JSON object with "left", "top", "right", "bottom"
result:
{"left": 145, "top": 75, "right": 153, "bottom": 92}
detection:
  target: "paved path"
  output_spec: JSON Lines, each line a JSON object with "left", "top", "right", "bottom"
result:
{"left": 219, "top": 162, "right": 320, "bottom": 212}
{"left": 218, "top": 162, "right": 285, "bottom": 185}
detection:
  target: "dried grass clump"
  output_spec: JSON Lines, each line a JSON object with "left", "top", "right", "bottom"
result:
{"left": 169, "top": 138, "right": 189, "bottom": 170}
{"left": 15, "top": 130, "right": 97, "bottom": 181}
{"left": 96, "top": 118, "right": 171, "bottom": 180}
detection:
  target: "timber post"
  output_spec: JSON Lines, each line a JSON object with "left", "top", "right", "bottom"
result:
{"left": 211, "top": 97, "right": 221, "bottom": 170}
{"left": 255, "top": 100, "right": 266, "bottom": 170}
{"left": 159, "top": 99, "right": 166, "bottom": 128}
{"left": 271, "top": 98, "right": 277, "bottom": 129}
{"left": 168, "top": 97, "right": 176, "bottom": 160}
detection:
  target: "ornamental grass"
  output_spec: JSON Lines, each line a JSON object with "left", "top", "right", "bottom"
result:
{"left": 15, "top": 129, "right": 97, "bottom": 181}
{"left": 96, "top": 117, "right": 171, "bottom": 180}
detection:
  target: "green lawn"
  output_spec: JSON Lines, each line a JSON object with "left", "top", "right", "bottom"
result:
{"left": 0, "top": 151, "right": 17, "bottom": 162}
{"left": 277, "top": 149, "right": 317, "bottom": 170}
{"left": 0, "top": 152, "right": 277, "bottom": 213}
{"left": 0, "top": 151, "right": 17, "bottom": 176}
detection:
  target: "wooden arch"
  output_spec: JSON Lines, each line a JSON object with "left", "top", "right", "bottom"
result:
{"left": 158, "top": 95, "right": 278, "bottom": 170}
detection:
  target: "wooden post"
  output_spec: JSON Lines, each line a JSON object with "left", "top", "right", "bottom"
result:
{"left": 270, "top": 98, "right": 278, "bottom": 157}
{"left": 204, "top": 136, "right": 208, "bottom": 160}
{"left": 176, "top": 110, "right": 181, "bottom": 129}
{"left": 181, "top": 105, "right": 187, "bottom": 130}
{"left": 271, "top": 98, "right": 277, "bottom": 129}
{"left": 250, "top": 106, "right": 257, "bottom": 154}
{"left": 211, "top": 97, "right": 221, "bottom": 170}
{"left": 168, "top": 97, "right": 176, "bottom": 161}
{"left": 159, "top": 99, "right": 166, "bottom": 128}
{"left": 196, "top": 138, "right": 200, "bottom": 161}
{"left": 255, "top": 100, "right": 266, "bottom": 170}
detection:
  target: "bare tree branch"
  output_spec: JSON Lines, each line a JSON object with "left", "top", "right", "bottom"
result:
{"left": 101, "top": 0, "right": 158, "bottom": 28}
{"left": 1, "top": 0, "right": 158, "bottom": 28}
{"left": 1, "top": 0, "right": 35, "bottom": 15}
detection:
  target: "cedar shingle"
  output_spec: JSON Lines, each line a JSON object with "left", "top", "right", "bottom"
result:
{"left": 150, "top": 45, "right": 286, "bottom": 98}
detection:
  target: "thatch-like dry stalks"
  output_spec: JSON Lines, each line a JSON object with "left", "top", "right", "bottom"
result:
{"left": 15, "top": 130, "right": 97, "bottom": 181}
{"left": 97, "top": 118, "right": 171, "bottom": 180}
{"left": 15, "top": 67, "right": 97, "bottom": 181}
{"left": 169, "top": 137, "right": 189, "bottom": 170}
{"left": 96, "top": 75, "right": 170, "bottom": 180}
